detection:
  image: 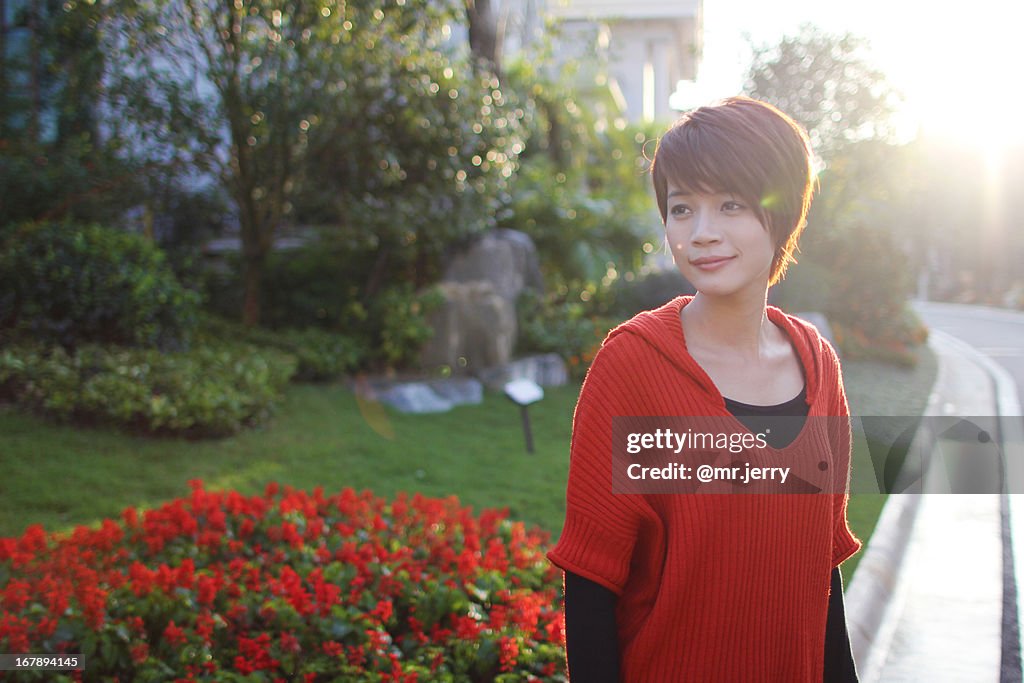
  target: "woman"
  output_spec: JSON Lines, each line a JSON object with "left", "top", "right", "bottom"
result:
{"left": 547, "top": 96, "right": 862, "bottom": 681}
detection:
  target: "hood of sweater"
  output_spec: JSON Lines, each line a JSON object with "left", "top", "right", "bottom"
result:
{"left": 604, "top": 295, "right": 827, "bottom": 410}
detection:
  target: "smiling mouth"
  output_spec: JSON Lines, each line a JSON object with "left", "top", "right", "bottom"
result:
{"left": 690, "top": 256, "right": 735, "bottom": 267}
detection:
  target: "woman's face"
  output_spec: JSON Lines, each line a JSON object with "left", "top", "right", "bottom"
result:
{"left": 664, "top": 183, "right": 775, "bottom": 300}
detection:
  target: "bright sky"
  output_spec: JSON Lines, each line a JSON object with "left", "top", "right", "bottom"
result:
{"left": 672, "top": 0, "right": 1024, "bottom": 149}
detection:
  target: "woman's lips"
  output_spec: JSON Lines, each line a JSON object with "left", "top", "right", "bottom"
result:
{"left": 689, "top": 255, "right": 735, "bottom": 271}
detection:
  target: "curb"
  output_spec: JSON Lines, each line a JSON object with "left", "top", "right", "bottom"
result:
{"left": 843, "top": 329, "right": 1011, "bottom": 679}
{"left": 846, "top": 490, "right": 925, "bottom": 680}
{"left": 929, "top": 328, "right": 1024, "bottom": 682}
{"left": 847, "top": 326, "right": 1024, "bottom": 680}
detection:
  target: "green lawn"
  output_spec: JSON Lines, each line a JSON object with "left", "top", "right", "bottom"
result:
{"left": 0, "top": 343, "right": 937, "bottom": 587}
{"left": 840, "top": 342, "right": 938, "bottom": 582}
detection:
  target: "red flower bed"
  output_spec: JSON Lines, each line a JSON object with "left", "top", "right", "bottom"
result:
{"left": 0, "top": 481, "right": 567, "bottom": 682}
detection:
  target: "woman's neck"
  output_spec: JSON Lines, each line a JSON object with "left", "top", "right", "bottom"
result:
{"left": 681, "top": 290, "right": 773, "bottom": 359}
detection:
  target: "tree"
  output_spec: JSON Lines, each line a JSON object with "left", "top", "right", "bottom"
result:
{"left": 743, "top": 23, "right": 900, "bottom": 160}
{"left": 465, "top": 0, "right": 501, "bottom": 75}
{"left": 108, "top": 0, "right": 518, "bottom": 326}
{"left": 746, "top": 25, "right": 927, "bottom": 362}
{"left": 0, "top": 0, "right": 139, "bottom": 226}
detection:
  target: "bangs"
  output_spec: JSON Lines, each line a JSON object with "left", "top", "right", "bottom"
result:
{"left": 653, "top": 119, "right": 769, "bottom": 222}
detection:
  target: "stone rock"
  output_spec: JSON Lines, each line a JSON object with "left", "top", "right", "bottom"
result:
{"left": 419, "top": 280, "right": 517, "bottom": 375}
{"left": 476, "top": 353, "right": 569, "bottom": 391}
{"left": 350, "top": 376, "right": 483, "bottom": 414}
{"left": 377, "top": 383, "right": 453, "bottom": 414}
{"left": 443, "top": 228, "right": 544, "bottom": 302}
{"left": 426, "top": 377, "right": 484, "bottom": 406}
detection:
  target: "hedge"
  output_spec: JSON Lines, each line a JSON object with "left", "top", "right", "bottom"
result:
{"left": 197, "top": 317, "right": 366, "bottom": 383}
{"left": 0, "top": 222, "right": 201, "bottom": 352}
{"left": 0, "top": 342, "right": 297, "bottom": 438}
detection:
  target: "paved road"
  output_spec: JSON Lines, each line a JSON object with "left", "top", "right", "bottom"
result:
{"left": 914, "top": 302, "right": 1024, "bottom": 400}
{"left": 914, "top": 300, "right": 1024, "bottom": 683}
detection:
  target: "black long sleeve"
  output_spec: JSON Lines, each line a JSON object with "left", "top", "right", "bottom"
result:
{"left": 564, "top": 570, "right": 620, "bottom": 683}
{"left": 823, "top": 565, "right": 860, "bottom": 682}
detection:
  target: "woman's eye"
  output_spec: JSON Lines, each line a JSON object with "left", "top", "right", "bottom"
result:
{"left": 669, "top": 204, "right": 691, "bottom": 216}
{"left": 723, "top": 201, "right": 745, "bottom": 211}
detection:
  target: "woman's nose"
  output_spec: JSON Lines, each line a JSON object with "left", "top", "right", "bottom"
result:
{"left": 690, "top": 212, "right": 722, "bottom": 244}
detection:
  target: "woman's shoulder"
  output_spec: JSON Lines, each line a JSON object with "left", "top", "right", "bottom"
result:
{"left": 603, "top": 296, "right": 689, "bottom": 347}
{"left": 579, "top": 300, "right": 691, "bottom": 402}
{"left": 769, "top": 307, "right": 842, "bottom": 364}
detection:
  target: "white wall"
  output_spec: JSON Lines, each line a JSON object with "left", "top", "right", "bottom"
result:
{"left": 498, "top": 0, "right": 703, "bottom": 122}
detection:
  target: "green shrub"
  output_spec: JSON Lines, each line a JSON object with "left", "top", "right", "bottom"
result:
{"left": 0, "top": 341, "right": 296, "bottom": 438}
{"left": 0, "top": 222, "right": 202, "bottom": 351}
{"left": 516, "top": 290, "right": 618, "bottom": 380}
{"left": 201, "top": 242, "right": 440, "bottom": 371}
{"left": 798, "top": 223, "right": 927, "bottom": 365}
{"left": 605, "top": 267, "right": 696, "bottom": 319}
{"left": 771, "top": 259, "right": 833, "bottom": 313}
{"left": 197, "top": 315, "right": 366, "bottom": 382}
{"left": 497, "top": 156, "right": 649, "bottom": 294}
{"left": 371, "top": 283, "right": 444, "bottom": 369}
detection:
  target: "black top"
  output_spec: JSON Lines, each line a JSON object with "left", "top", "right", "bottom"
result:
{"left": 563, "top": 386, "right": 860, "bottom": 682}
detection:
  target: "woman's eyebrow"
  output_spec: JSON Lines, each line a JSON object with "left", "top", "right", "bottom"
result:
{"left": 667, "top": 189, "right": 733, "bottom": 199}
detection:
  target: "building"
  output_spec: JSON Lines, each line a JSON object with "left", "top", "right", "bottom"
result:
{"left": 499, "top": 0, "right": 703, "bottom": 123}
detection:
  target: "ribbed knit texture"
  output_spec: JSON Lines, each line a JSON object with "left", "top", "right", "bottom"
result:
{"left": 547, "top": 295, "right": 862, "bottom": 682}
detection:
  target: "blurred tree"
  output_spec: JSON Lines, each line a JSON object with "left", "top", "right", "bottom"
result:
{"left": 107, "top": 0, "right": 519, "bottom": 325}
{"left": 465, "top": 0, "right": 501, "bottom": 75}
{"left": 746, "top": 24, "right": 929, "bottom": 361}
{"left": 744, "top": 23, "right": 901, "bottom": 160}
{"left": 771, "top": 135, "right": 930, "bottom": 363}
{"left": 0, "top": 0, "right": 141, "bottom": 226}
{"left": 496, "top": 49, "right": 662, "bottom": 311}
{"left": 287, "top": 5, "right": 522, "bottom": 299}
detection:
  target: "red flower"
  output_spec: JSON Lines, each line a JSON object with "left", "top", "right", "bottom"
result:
{"left": 131, "top": 642, "right": 150, "bottom": 664}
{"left": 163, "top": 620, "right": 187, "bottom": 647}
{"left": 371, "top": 599, "right": 394, "bottom": 624}
{"left": 452, "top": 614, "right": 481, "bottom": 640}
{"left": 197, "top": 574, "right": 219, "bottom": 606}
{"left": 235, "top": 632, "right": 279, "bottom": 673}
{"left": 365, "top": 628, "right": 391, "bottom": 653}
{"left": 499, "top": 636, "right": 519, "bottom": 672}
{"left": 279, "top": 630, "right": 302, "bottom": 655}
{"left": 3, "top": 578, "right": 32, "bottom": 611}
{"left": 0, "top": 487, "right": 567, "bottom": 680}
{"left": 346, "top": 643, "right": 367, "bottom": 668}
{"left": 195, "top": 611, "right": 216, "bottom": 644}
{"left": 18, "top": 524, "right": 48, "bottom": 554}
{"left": 0, "top": 613, "right": 31, "bottom": 652}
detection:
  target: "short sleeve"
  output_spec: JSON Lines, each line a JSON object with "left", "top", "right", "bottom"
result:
{"left": 547, "top": 337, "right": 655, "bottom": 595}
{"left": 828, "top": 349, "right": 863, "bottom": 568}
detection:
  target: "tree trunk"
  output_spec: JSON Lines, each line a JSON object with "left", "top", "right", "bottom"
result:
{"left": 27, "top": 0, "right": 40, "bottom": 143}
{"left": 0, "top": 0, "right": 7, "bottom": 128}
{"left": 364, "top": 247, "right": 391, "bottom": 302}
{"left": 543, "top": 98, "right": 567, "bottom": 170}
{"left": 465, "top": 0, "right": 500, "bottom": 76}
{"left": 241, "top": 251, "right": 264, "bottom": 327}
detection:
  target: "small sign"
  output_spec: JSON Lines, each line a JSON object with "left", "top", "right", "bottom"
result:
{"left": 504, "top": 378, "right": 544, "bottom": 406}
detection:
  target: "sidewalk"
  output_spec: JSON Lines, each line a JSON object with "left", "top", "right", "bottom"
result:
{"left": 846, "top": 329, "right": 1020, "bottom": 681}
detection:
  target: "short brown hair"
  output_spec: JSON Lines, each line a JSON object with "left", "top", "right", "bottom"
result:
{"left": 650, "top": 96, "right": 816, "bottom": 284}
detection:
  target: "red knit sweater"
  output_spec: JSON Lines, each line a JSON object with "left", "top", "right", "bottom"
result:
{"left": 547, "top": 296, "right": 862, "bottom": 682}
